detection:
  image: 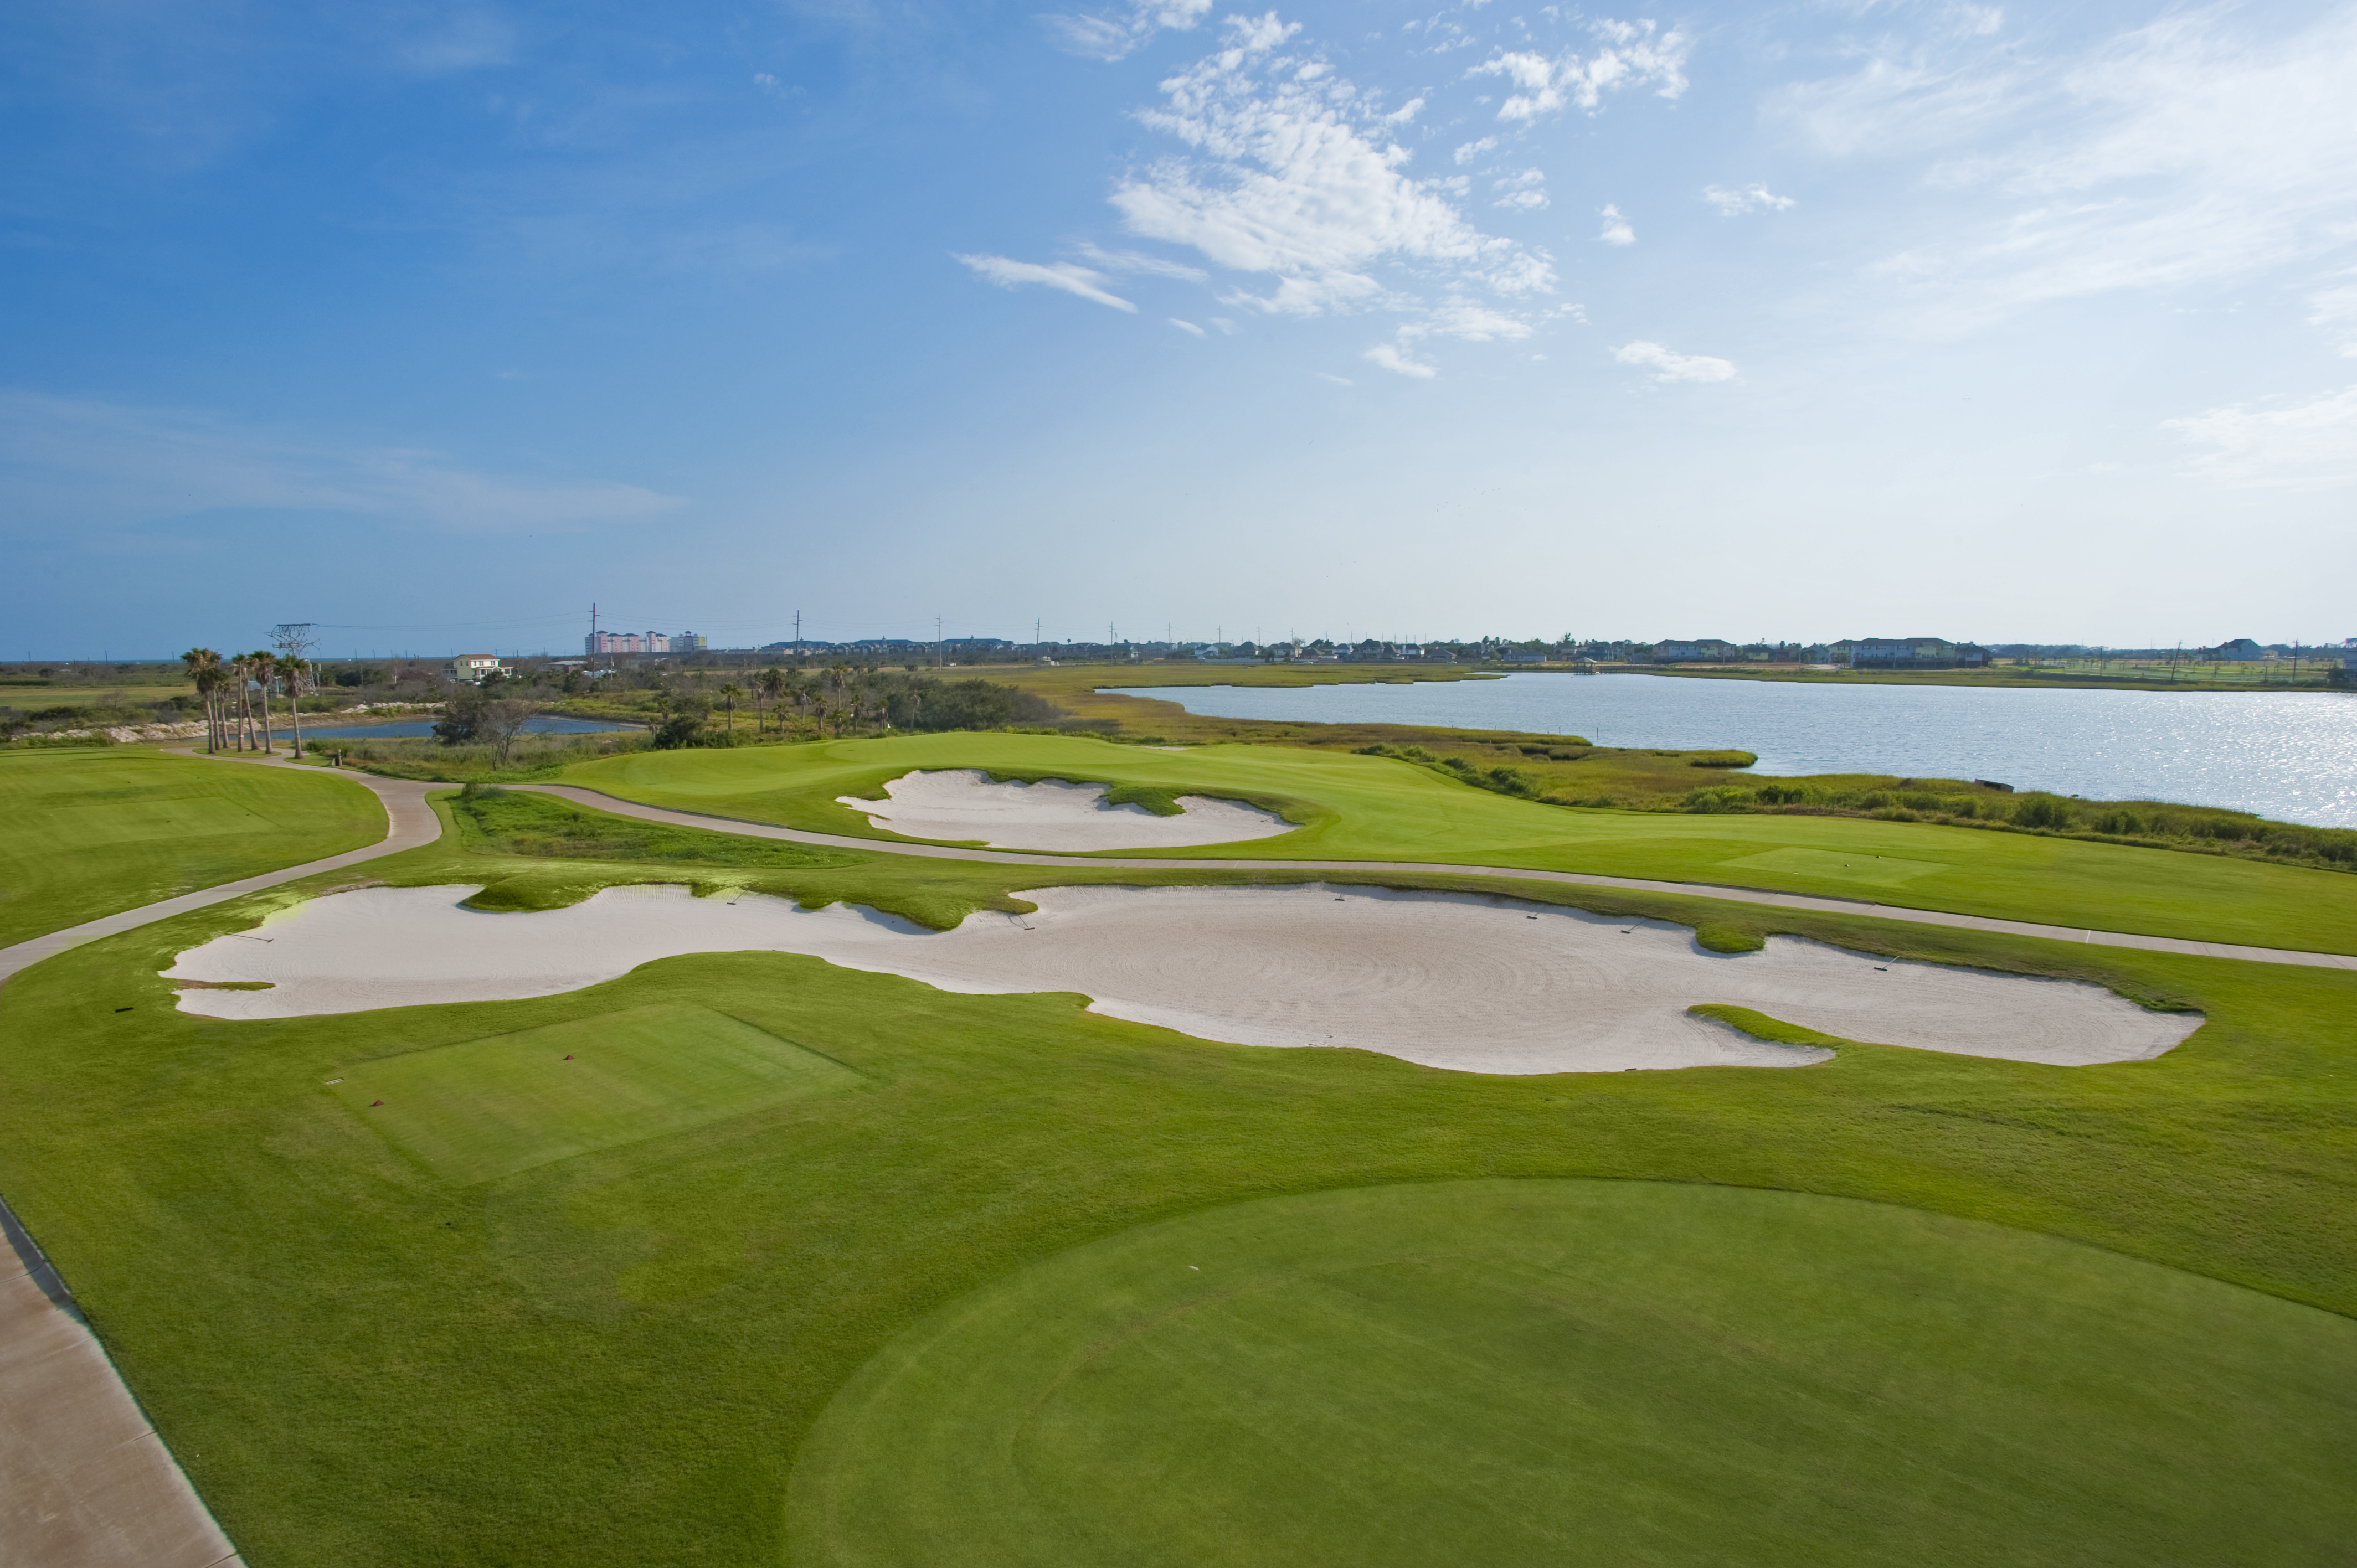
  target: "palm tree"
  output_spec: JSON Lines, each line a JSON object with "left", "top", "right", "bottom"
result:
{"left": 756, "top": 666, "right": 786, "bottom": 733}
{"left": 248, "top": 652, "right": 279, "bottom": 752}
{"left": 282, "top": 655, "right": 308, "bottom": 757}
{"left": 717, "top": 683, "right": 743, "bottom": 735}
{"left": 181, "top": 648, "right": 223, "bottom": 751}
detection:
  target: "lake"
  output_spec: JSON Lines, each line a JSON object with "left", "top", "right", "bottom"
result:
{"left": 298, "top": 715, "right": 640, "bottom": 740}
{"left": 1104, "top": 674, "right": 2357, "bottom": 828}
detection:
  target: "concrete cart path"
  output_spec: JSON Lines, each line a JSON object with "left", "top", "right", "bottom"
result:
{"left": 513, "top": 783, "right": 2357, "bottom": 973}
{"left": 0, "top": 1252, "right": 241, "bottom": 1568}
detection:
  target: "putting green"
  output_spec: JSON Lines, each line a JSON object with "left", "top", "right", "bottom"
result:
{"left": 565, "top": 735, "right": 2357, "bottom": 952}
{"left": 789, "top": 1179, "right": 2357, "bottom": 1568}
{"left": 0, "top": 748, "right": 383, "bottom": 946}
{"left": 330, "top": 1002, "right": 861, "bottom": 1184}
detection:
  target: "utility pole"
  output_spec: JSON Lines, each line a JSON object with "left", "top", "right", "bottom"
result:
{"left": 936, "top": 615, "right": 944, "bottom": 667}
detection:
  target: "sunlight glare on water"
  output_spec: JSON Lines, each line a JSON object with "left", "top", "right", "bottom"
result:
{"left": 1103, "top": 674, "right": 2357, "bottom": 828}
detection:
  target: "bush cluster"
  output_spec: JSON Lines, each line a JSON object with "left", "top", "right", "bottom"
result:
{"left": 1676, "top": 781, "right": 2357, "bottom": 869}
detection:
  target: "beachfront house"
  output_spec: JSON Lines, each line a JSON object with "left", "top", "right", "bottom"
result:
{"left": 1651, "top": 638, "right": 1742, "bottom": 663}
{"left": 1846, "top": 638, "right": 1991, "bottom": 669}
{"left": 448, "top": 654, "right": 508, "bottom": 683}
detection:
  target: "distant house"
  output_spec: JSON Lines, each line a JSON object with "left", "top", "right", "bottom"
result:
{"left": 1501, "top": 648, "right": 1548, "bottom": 663}
{"left": 1653, "top": 638, "right": 1741, "bottom": 663}
{"left": 1847, "top": 638, "right": 1990, "bottom": 670}
{"left": 2202, "top": 638, "right": 2267, "bottom": 662}
{"left": 449, "top": 654, "right": 508, "bottom": 682}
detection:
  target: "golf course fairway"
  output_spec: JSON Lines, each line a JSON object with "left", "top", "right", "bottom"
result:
{"left": 790, "top": 1179, "right": 2357, "bottom": 1568}
{"left": 565, "top": 735, "right": 2357, "bottom": 952}
{"left": 0, "top": 747, "right": 384, "bottom": 946}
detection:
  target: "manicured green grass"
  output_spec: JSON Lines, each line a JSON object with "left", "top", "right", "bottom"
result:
{"left": 330, "top": 1002, "right": 862, "bottom": 1184}
{"left": 0, "top": 748, "right": 384, "bottom": 945}
{"left": 2, "top": 785, "right": 2354, "bottom": 1564}
{"left": 790, "top": 1180, "right": 2357, "bottom": 1567}
{"left": 563, "top": 735, "right": 2357, "bottom": 953}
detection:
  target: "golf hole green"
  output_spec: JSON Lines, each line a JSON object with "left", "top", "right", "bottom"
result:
{"left": 788, "top": 1179, "right": 2357, "bottom": 1567}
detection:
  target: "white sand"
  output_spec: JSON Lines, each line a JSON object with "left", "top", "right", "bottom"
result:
{"left": 163, "top": 883, "right": 2200, "bottom": 1074}
{"left": 836, "top": 769, "right": 1289, "bottom": 850}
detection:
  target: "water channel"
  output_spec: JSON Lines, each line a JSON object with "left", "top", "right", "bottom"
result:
{"left": 1104, "top": 674, "right": 2357, "bottom": 828}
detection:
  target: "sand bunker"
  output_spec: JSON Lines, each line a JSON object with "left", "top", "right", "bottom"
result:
{"left": 163, "top": 884, "right": 2199, "bottom": 1074}
{"left": 836, "top": 770, "right": 1289, "bottom": 850}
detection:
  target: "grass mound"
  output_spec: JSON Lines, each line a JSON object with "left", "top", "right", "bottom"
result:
{"left": 1689, "top": 1003, "right": 1860, "bottom": 1049}
{"left": 329, "top": 1002, "right": 860, "bottom": 1184}
{"left": 790, "top": 1180, "right": 2357, "bottom": 1568}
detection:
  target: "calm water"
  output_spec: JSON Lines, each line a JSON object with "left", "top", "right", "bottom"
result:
{"left": 299, "top": 715, "right": 639, "bottom": 740}
{"left": 1105, "top": 674, "right": 2357, "bottom": 828}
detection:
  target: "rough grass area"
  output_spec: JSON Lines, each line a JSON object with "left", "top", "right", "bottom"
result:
{"left": 558, "top": 735, "right": 2357, "bottom": 953}
{"left": 1689, "top": 1002, "right": 1857, "bottom": 1048}
{"left": 0, "top": 749, "right": 383, "bottom": 946}
{"left": 790, "top": 1180, "right": 2357, "bottom": 1567}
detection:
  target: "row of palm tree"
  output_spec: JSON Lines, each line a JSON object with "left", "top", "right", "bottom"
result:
{"left": 181, "top": 648, "right": 315, "bottom": 755}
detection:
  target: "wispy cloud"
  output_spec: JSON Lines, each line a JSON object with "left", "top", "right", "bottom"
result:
{"left": 1467, "top": 19, "right": 1689, "bottom": 122}
{"left": 953, "top": 253, "right": 1138, "bottom": 311}
{"left": 1703, "top": 183, "right": 1795, "bottom": 216}
{"left": 1612, "top": 341, "right": 1735, "bottom": 383}
{"left": 1363, "top": 342, "right": 1438, "bottom": 378}
{"left": 1040, "top": 0, "right": 1213, "bottom": 62}
{"left": 1453, "top": 136, "right": 1499, "bottom": 166}
{"left": 2163, "top": 385, "right": 2357, "bottom": 487}
{"left": 2309, "top": 274, "right": 2357, "bottom": 356}
{"left": 1781, "top": 7, "right": 2357, "bottom": 328}
{"left": 0, "top": 390, "right": 685, "bottom": 534}
{"left": 1073, "top": 241, "right": 1208, "bottom": 281}
{"left": 1110, "top": 12, "right": 1555, "bottom": 325}
{"left": 1597, "top": 204, "right": 1635, "bottom": 246}
{"left": 1169, "top": 317, "right": 1206, "bottom": 336}
{"left": 1493, "top": 169, "right": 1547, "bottom": 212}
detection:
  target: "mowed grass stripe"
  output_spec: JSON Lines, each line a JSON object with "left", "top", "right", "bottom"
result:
{"left": 330, "top": 1002, "right": 861, "bottom": 1183}
{"left": 791, "top": 1179, "right": 2357, "bottom": 1568}
{"left": 0, "top": 749, "right": 383, "bottom": 946}
{"left": 564, "top": 735, "right": 2357, "bottom": 953}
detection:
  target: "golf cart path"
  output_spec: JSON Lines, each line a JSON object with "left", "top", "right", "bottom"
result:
{"left": 0, "top": 752, "right": 433, "bottom": 1568}
{"left": 513, "top": 783, "right": 2357, "bottom": 973}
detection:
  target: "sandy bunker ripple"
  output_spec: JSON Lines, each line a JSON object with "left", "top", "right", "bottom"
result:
{"left": 836, "top": 768, "right": 1289, "bottom": 850}
{"left": 162, "top": 884, "right": 2199, "bottom": 1074}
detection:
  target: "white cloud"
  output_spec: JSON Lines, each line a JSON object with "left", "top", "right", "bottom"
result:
{"left": 1363, "top": 342, "right": 1438, "bottom": 378}
{"left": 1612, "top": 341, "right": 1735, "bottom": 383}
{"left": 1110, "top": 13, "right": 1554, "bottom": 322}
{"left": 1402, "top": 301, "right": 1533, "bottom": 342}
{"left": 1169, "top": 317, "right": 1206, "bottom": 336}
{"left": 1597, "top": 204, "right": 1635, "bottom": 246}
{"left": 1454, "top": 136, "right": 1499, "bottom": 165}
{"left": 2309, "top": 275, "right": 2357, "bottom": 355}
{"left": 1073, "top": 241, "right": 1208, "bottom": 281}
{"left": 1703, "top": 183, "right": 1795, "bottom": 216}
{"left": 0, "top": 390, "right": 684, "bottom": 535}
{"left": 953, "top": 253, "right": 1138, "bottom": 312}
{"left": 1468, "top": 19, "right": 1689, "bottom": 122}
{"left": 2162, "top": 386, "right": 2357, "bottom": 487}
{"left": 1314, "top": 371, "right": 1354, "bottom": 385}
{"left": 1781, "top": 8, "right": 2357, "bottom": 327}
{"left": 1493, "top": 168, "right": 1547, "bottom": 212}
{"left": 1039, "top": 0, "right": 1213, "bottom": 63}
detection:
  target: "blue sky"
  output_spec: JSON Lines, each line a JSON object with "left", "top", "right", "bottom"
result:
{"left": 3, "top": 0, "right": 2351, "bottom": 657}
